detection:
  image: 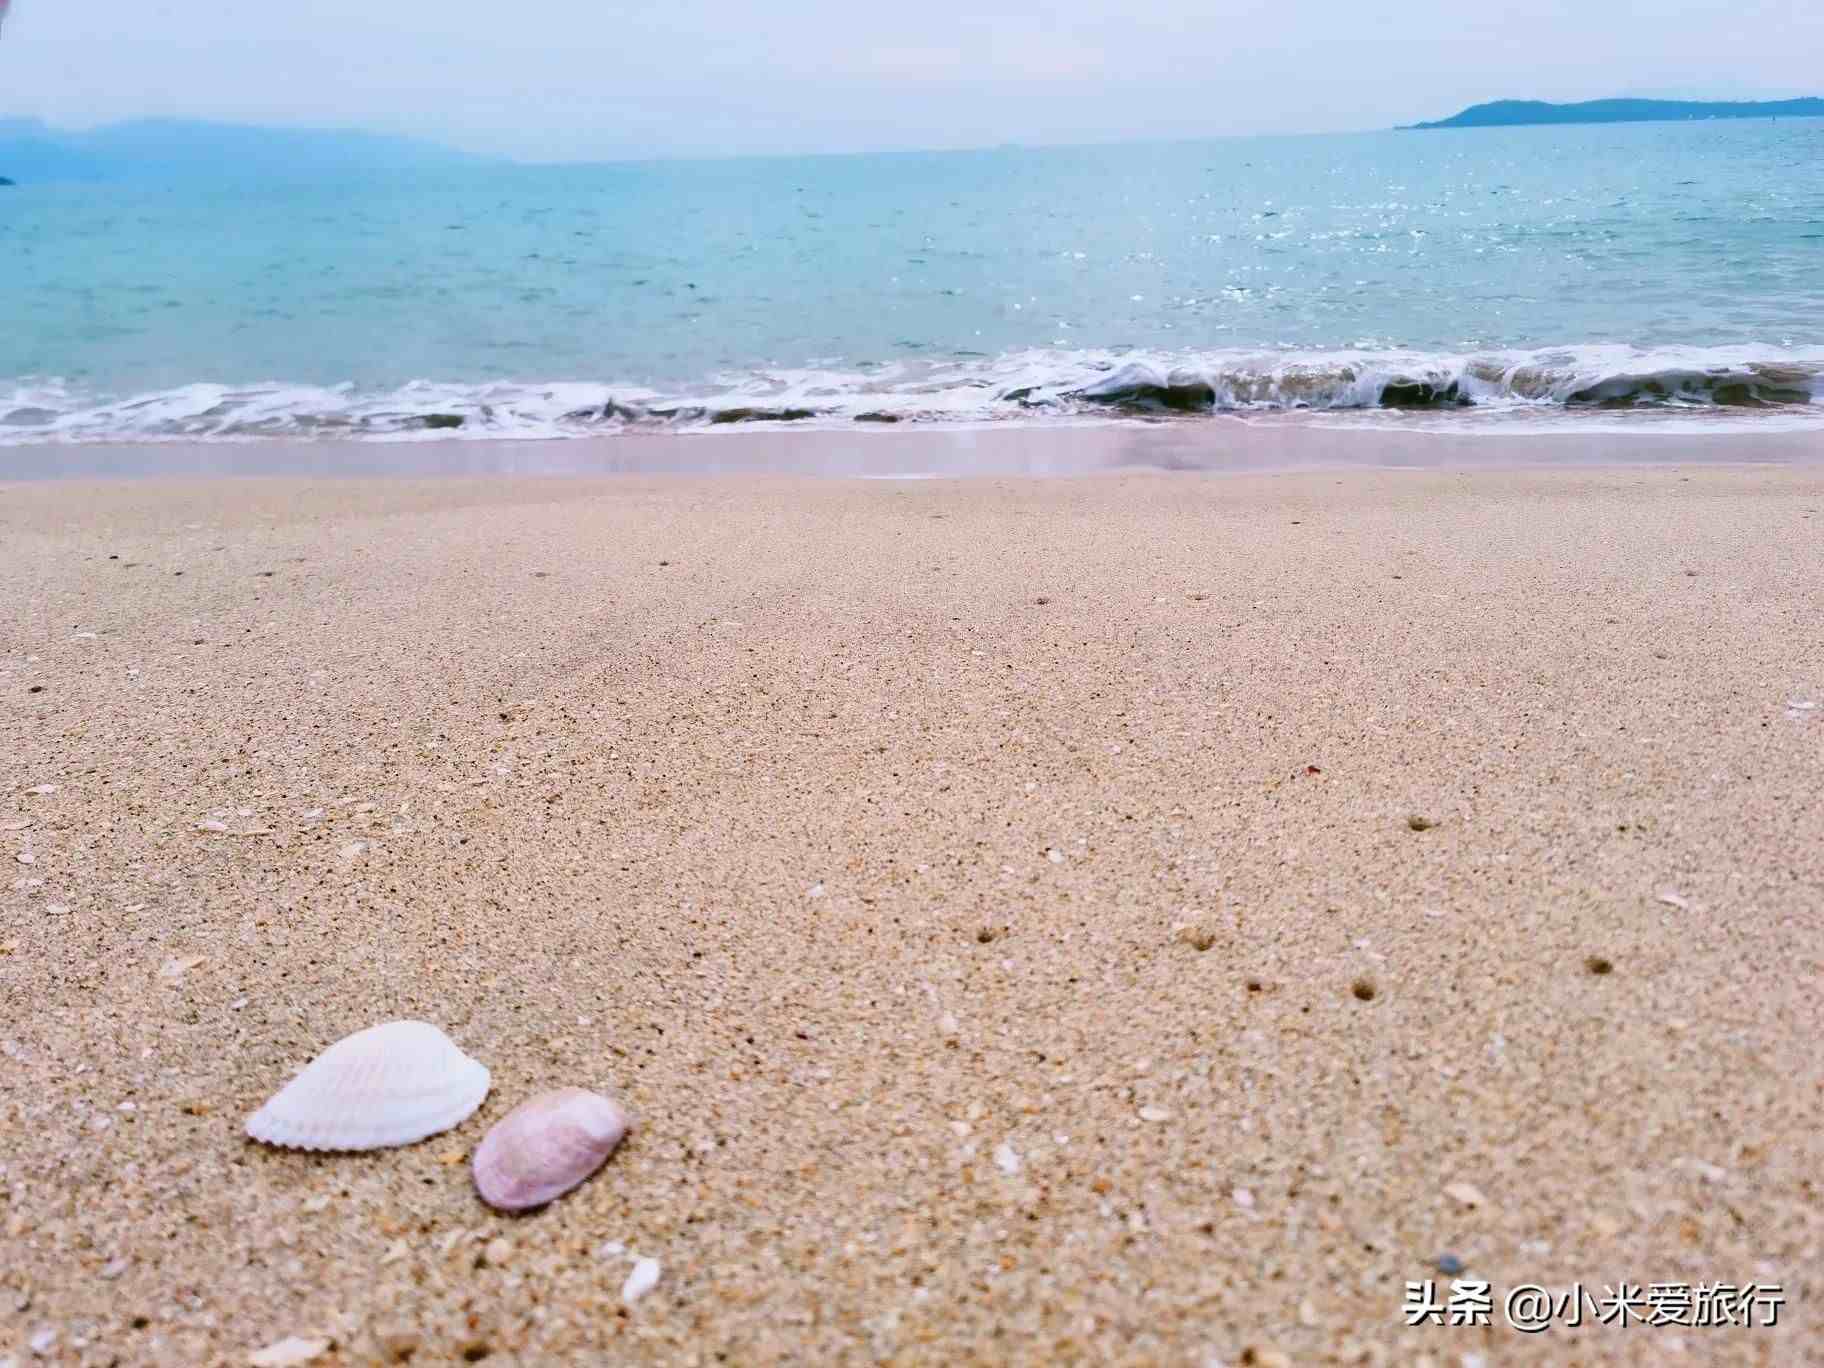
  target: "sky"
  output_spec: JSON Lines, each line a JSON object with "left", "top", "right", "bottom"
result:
{"left": 2, "top": 0, "right": 1820, "bottom": 161}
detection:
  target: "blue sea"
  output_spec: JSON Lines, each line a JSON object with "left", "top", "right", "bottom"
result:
{"left": 4, "top": 118, "right": 1823, "bottom": 443}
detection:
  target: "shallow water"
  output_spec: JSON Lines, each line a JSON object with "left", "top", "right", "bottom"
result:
{"left": 4, "top": 119, "right": 1823, "bottom": 442}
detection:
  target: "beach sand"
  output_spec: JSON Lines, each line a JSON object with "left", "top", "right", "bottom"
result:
{"left": 2, "top": 456, "right": 1820, "bottom": 1364}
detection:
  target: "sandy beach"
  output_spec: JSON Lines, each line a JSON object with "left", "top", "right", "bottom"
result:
{"left": 2, "top": 450, "right": 1821, "bottom": 1365}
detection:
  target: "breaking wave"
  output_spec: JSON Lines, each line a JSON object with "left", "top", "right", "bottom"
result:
{"left": 4, "top": 344, "right": 1822, "bottom": 443}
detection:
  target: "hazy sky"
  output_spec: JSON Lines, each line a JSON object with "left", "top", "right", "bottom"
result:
{"left": 2, "top": 0, "right": 1819, "bottom": 160}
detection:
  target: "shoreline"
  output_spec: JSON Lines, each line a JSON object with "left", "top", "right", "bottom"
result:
{"left": 4, "top": 422, "right": 1823, "bottom": 481}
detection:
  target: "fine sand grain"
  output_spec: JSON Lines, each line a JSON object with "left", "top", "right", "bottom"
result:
{"left": 2, "top": 462, "right": 1820, "bottom": 1365}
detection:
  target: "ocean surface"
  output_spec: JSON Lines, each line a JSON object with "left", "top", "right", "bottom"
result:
{"left": 4, "top": 118, "right": 1823, "bottom": 444}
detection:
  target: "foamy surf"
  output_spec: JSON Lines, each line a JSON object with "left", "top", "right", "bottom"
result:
{"left": 4, "top": 344, "right": 1821, "bottom": 444}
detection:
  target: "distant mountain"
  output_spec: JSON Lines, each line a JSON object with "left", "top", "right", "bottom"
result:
{"left": 1405, "top": 97, "right": 1824, "bottom": 130}
{"left": 0, "top": 118, "right": 483, "bottom": 184}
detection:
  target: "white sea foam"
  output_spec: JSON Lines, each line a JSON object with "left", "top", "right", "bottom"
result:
{"left": 4, "top": 344, "right": 1821, "bottom": 445}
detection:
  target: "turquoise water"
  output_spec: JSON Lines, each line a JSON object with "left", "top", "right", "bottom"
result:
{"left": 4, "top": 119, "right": 1823, "bottom": 440}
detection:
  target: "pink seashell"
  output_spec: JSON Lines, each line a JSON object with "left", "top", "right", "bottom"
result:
{"left": 472, "top": 1088, "right": 629, "bottom": 1211}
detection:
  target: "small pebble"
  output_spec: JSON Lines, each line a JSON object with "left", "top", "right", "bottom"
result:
{"left": 1175, "top": 924, "right": 1216, "bottom": 951}
{"left": 375, "top": 1326, "right": 420, "bottom": 1363}
{"left": 1436, "top": 1252, "right": 1466, "bottom": 1275}
{"left": 1407, "top": 814, "right": 1437, "bottom": 832}
{"left": 1138, "top": 1105, "right": 1173, "bottom": 1123}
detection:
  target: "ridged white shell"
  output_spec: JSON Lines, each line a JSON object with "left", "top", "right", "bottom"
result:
{"left": 246, "top": 1020, "right": 490, "bottom": 1151}
{"left": 472, "top": 1088, "right": 629, "bottom": 1211}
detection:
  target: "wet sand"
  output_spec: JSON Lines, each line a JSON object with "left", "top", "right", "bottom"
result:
{"left": 6, "top": 420, "right": 1824, "bottom": 481}
{"left": 2, "top": 455, "right": 1821, "bottom": 1364}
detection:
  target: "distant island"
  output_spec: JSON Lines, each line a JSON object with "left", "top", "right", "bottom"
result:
{"left": 0, "top": 117, "right": 481, "bottom": 185}
{"left": 1404, "top": 97, "right": 1824, "bottom": 130}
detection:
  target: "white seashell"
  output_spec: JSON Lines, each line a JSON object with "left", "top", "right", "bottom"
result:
{"left": 247, "top": 1021, "right": 489, "bottom": 1152}
{"left": 472, "top": 1087, "right": 628, "bottom": 1211}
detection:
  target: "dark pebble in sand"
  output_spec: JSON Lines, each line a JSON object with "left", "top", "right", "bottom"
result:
{"left": 1585, "top": 955, "right": 1614, "bottom": 976}
{"left": 1437, "top": 1253, "right": 1466, "bottom": 1275}
{"left": 28, "top": 685, "right": 44, "bottom": 693}
{"left": 1035, "top": 596, "right": 1051, "bottom": 605}
{"left": 1407, "top": 815, "right": 1437, "bottom": 831}
{"left": 1351, "top": 978, "right": 1378, "bottom": 1002}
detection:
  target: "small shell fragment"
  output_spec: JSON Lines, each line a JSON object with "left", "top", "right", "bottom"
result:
{"left": 247, "top": 1020, "right": 489, "bottom": 1152}
{"left": 249, "top": 1337, "right": 331, "bottom": 1367}
{"left": 1444, "top": 1181, "right": 1487, "bottom": 1209}
{"left": 472, "top": 1087, "right": 629, "bottom": 1211}
{"left": 622, "top": 1257, "right": 661, "bottom": 1304}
